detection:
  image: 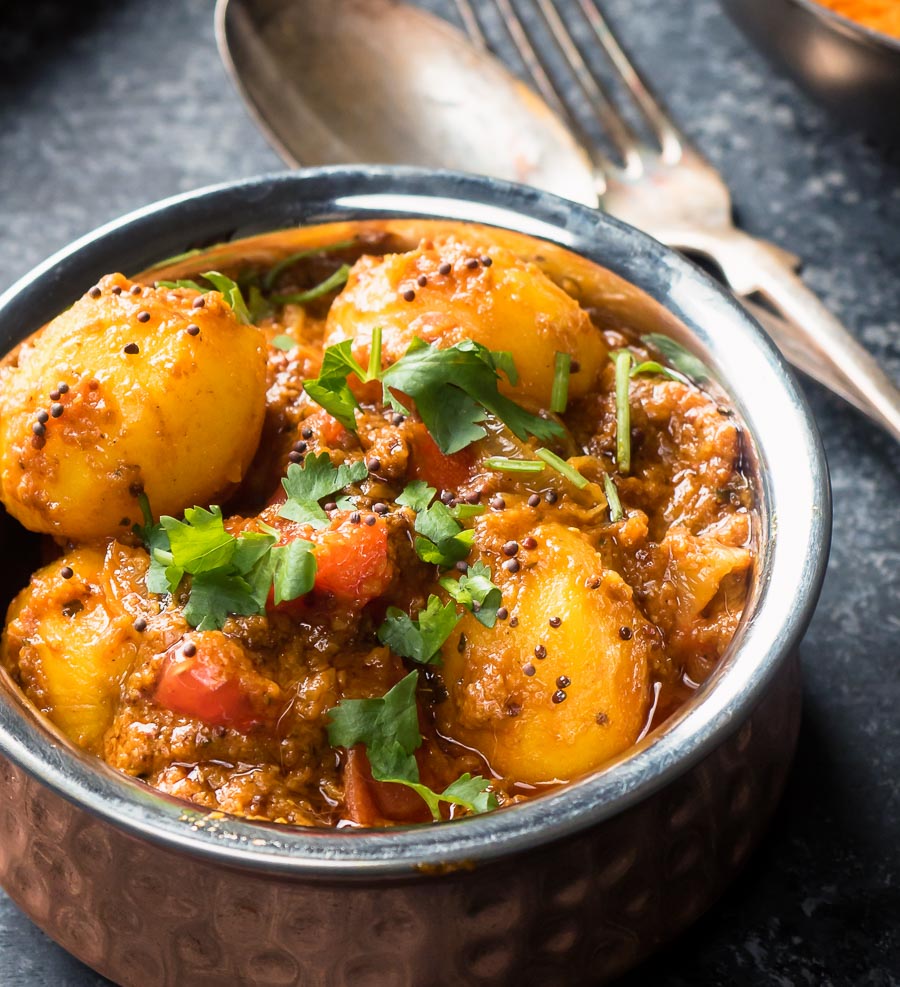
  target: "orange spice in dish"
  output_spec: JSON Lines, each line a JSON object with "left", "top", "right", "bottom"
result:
{"left": 815, "top": 0, "right": 900, "bottom": 39}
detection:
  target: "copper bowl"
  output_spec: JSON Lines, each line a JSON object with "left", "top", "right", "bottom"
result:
{"left": 0, "top": 167, "right": 830, "bottom": 986}
{"left": 721, "top": 0, "right": 900, "bottom": 142}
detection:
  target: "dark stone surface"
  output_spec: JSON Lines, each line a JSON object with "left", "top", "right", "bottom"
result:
{"left": 0, "top": 0, "right": 897, "bottom": 984}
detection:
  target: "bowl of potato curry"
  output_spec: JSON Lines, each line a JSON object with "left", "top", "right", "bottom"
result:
{"left": 0, "top": 169, "right": 829, "bottom": 985}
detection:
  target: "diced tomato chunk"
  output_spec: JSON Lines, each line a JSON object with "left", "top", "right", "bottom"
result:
{"left": 343, "top": 746, "right": 431, "bottom": 825}
{"left": 303, "top": 409, "right": 349, "bottom": 448}
{"left": 155, "top": 635, "right": 271, "bottom": 732}
{"left": 408, "top": 423, "right": 473, "bottom": 492}
{"left": 267, "top": 512, "right": 394, "bottom": 615}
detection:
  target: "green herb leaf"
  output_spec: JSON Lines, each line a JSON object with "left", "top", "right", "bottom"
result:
{"left": 642, "top": 333, "right": 710, "bottom": 382}
{"left": 271, "top": 334, "right": 296, "bottom": 352}
{"left": 535, "top": 447, "right": 589, "bottom": 489}
{"left": 279, "top": 453, "right": 368, "bottom": 528}
{"left": 604, "top": 473, "right": 624, "bottom": 523}
{"left": 302, "top": 339, "right": 366, "bottom": 430}
{"left": 448, "top": 502, "right": 485, "bottom": 519}
{"left": 396, "top": 479, "right": 437, "bottom": 513}
{"left": 483, "top": 456, "right": 545, "bottom": 474}
{"left": 368, "top": 325, "right": 383, "bottom": 381}
{"left": 413, "top": 502, "right": 474, "bottom": 567}
{"left": 271, "top": 539, "right": 316, "bottom": 605}
{"left": 326, "top": 672, "right": 496, "bottom": 820}
{"left": 439, "top": 561, "right": 502, "bottom": 628}
{"left": 272, "top": 264, "right": 351, "bottom": 305}
{"left": 160, "top": 506, "right": 236, "bottom": 575}
{"left": 156, "top": 271, "right": 252, "bottom": 325}
{"left": 377, "top": 595, "right": 461, "bottom": 665}
{"left": 550, "top": 351, "right": 571, "bottom": 414}
{"left": 201, "top": 271, "right": 252, "bottom": 324}
{"left": 183, "top": 569, "right": 262, "bottom": 631}
{"left": 629, "top": 359, "right": 690, "bottom": 384}
{"left": 263, "top": 240, "right": 356, "bottom": 291}
{"left": 613, "top": 349, "right": 632, "bottom": 474}
{"left": 381, "top": 338, "right": 565, "bottom": 454}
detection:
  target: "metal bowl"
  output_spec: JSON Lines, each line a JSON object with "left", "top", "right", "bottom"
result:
{"left": 0, "top": 167, "right": 830, "bottom": 986}
{"left": 722, "top": 0, "right": 900, "bottom": 141}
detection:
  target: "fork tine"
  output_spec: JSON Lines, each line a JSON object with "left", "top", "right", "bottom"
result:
{"left": 576, "top": 0, "right": 685, "bottom": 162}
{"left": 461, "top": 0, "right": 619, "bottom": 182}
{"left": 453, "top": 0, "right": 487, "bottom": 49}
{"left": 534, "top": 0, "right": 643, "bottom": 173}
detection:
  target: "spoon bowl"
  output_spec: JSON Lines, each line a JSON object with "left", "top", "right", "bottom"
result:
{"left": 216, "top": 0, "right": 598, "bottom": 205}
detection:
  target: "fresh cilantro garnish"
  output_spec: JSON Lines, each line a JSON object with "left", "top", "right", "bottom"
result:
{"left": 278, "top": 453, "right": 368, "bottom": 527}
{"left": 604, "top": 473, "right": 624, "bottom": 523}
{"left": 550, "top": 351, "right": 571, "bottom": 414}
{"left": 377, "top": 595, "right": 460, "bottom": 664}
{"left": 395, "top": 481, "right": 476, "bottom": 567}
{"left": 439, "top": 561, "right": 502, "bottom": 628}
{"left": 630, "top": 359, "right": 690, "bottom": 384}
{"left": 326, "top": 671, "right": 497, "bottom": 821}
{"left": 272, "top": 264, "right": 351, "bottom": 305}
{"left": 157, "top": 271, "right": 252, "bottom": 324}
{"left": 395, "top": 479, "right": 436, "bottom": 513}
{"left": 483, "top": 456, "right": 544, "bottom": 474}
{"left": 613, "top": 349, "right": 632, "bottom": 474}
{"left": 303, "top": 336, "right": 564, "bottom": 455}
{"left": 535, "top": 447, "right": 590, "bottom": 489}
{"left": 263, "top": 239, "right": 356, "bottom": 291}
{"left": 137, "top": 502, "right": 315, "bottom": 630}
{"left": 642, "top": 333, "right": 710, "bottom": 382}
{"left": 381, "top": 338, "right": 564, "bottom": 454}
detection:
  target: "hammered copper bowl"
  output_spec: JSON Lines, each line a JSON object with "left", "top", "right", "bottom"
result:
{"left": 0, "top": 168, "right": 830, "bottom": 987}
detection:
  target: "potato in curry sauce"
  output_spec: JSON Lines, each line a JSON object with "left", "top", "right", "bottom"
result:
{"left": 0, "top": 221, "right": 754, "bottom": 827}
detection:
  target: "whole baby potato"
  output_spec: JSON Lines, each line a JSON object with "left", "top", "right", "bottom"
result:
{"left": 325, "top": 235, "right": 607, "bottom": 407}
{"left": 0, "top": 274, "right": 267, "bottom": 540}
{"left": 437, "top": 523, "right": 652, "bottom": 784}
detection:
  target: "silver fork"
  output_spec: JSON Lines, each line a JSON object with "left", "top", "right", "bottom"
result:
{"left": 455, "top": 0, "right": 900, "bottom": 441}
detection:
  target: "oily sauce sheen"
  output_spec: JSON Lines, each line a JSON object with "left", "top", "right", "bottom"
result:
{"left": 0, "top": 221, "right": 755, "bottom": 827}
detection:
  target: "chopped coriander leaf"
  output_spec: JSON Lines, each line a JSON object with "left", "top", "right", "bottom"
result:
{"left": 613, "top": 349, "right": 632, "bottom": 474}
{"left": 439, "top": 561, "right": 502, "bottom": 628}
{"left": 642, "top": 333, "right": 710, "bottom": 382}
{"left": 271, "top": 334, "right": 296, "bottom": 352}
{"left": 156, "top": 271, "right": 252, "bottom": 325}
{"left": 302, "top": 339, "right": 366, "bottom": 430}
{"left": 414, "top": 502, "right": 474, "bottom": 567}
{"left": 201, "top": 271, "right": 252, "bottom": 324}
{"left": 368, "top": 325, "right": 383, "bottom": 381}
{"left": 138, "top": 502, "right": 321, "bottom": 630}
{"left": 396, "top": 479, "right": 437, "bottom": 513}
{"left": 550, "top": 351, "right": 571, "bottom": 414}
{"left": 279, "top": 453, "right": 368, "bottom": 528}
{"left": 156, "top": 277, "right": 207, "bottom": 293}
{"left": 271, "top": 539, "right": 316, "bottom": 605}
{"left": 630, "top": 359, "right": 690, "bottom": 384}
{"left": 483, "top": 456, "right": 545, "bottom": 474}
{"left": 262, "top": 239, "right": 356, "bottom": 292}
{"left": 326, "top": 671, "right": 496, "bottom": 821}
{"left": 272, "top": 264, "right": 351, "bottom": 305}
{"left": 381, "top": 338, "right": 564, "bottom": 455}
{"left": 245, "top": 282, "right": 273, "bottom": 324}
{"left": 604, "top": 473, "right": 624, "bottom": 523}
{"left": 448, "top": 502, "right": 485, "bottom": 519}
{"left": 535, "top": 448, "right": 589, "bottom": 489}
{"left": 377, "top": 595, "right": 460, "bottom": 664}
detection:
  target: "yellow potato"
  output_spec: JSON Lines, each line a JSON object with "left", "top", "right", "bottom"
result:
{"left": 0, "top": 542, "right": 150, "bottom": 751}
{"left": 325, "top": 236, "right": 606, "bottom": 407}
{"left": 437, "top": 524, "right": 651, "bottom": 784}
{"left": 0, "top": 273, "right": 267, "bottom": 540}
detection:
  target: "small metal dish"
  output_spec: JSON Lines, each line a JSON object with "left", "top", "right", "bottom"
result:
{"left": 0, "top": 167, "right": 830, "bottom": 986}
{"left": 722, "top": 0, "right": 900, "bottom": 141}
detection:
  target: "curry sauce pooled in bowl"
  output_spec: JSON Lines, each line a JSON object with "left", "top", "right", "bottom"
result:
{"left": 0, "top": 221, "right": 754, "bottom": 828}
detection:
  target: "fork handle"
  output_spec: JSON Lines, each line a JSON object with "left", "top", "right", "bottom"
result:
{"left": 674, "top": 228, "right": 900, "bottom": 443}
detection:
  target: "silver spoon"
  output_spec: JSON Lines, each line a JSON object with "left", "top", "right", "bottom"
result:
{"left": 215, "top": 0, "right": 896, "bottom": 435}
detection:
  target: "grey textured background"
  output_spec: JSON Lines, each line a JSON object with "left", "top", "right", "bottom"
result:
{"left": 0, "top": 0, "right": 898, "bottom": 984}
